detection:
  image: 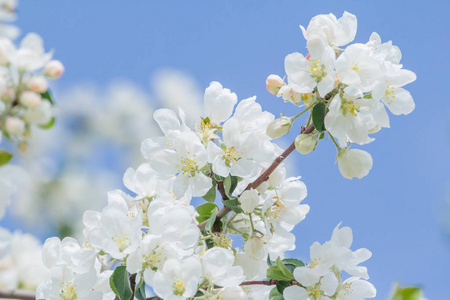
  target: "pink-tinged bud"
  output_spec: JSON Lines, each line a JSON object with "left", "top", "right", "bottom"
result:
{"left": 5, "top": 117, "right": 25, "bottom": 135}
{"left": 305, "top": 53, "right": 311, "bottom": 60}
{"left": 20, "top": 91, "right": 42, "bottom": 108}
{"left": 266, "top": 116, "right": 292, "bottom": 139}
{"left": 244, "top": 235, "right": 266, "bottom": 260}
{"left": 27, "top": 76, "right": 48, "bottom": 93}
{"left": 1, "top": 87, "right": 15, "bottom": 102}
{"left": 266, "top": 74, "right": 285, "bottom": 95}
{"left": 44, "top": 60, "right": 64, "bottom": 79}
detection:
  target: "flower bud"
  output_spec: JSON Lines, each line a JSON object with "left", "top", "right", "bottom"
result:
{"left": 295, "top": 134, "right": 318, "bottom": 155}
{"left": 20, "top": 91, "right": 42, "bottom": 108}
{"left": 1, "top": 87, "right": 15, "bottom": 102}
{"left": 27, "top": 76, "right": 48, "bottom": 93}
{"left": 239, "top": 189, "right": 259, "bottom": 213}
{"left": 278, "top": 85, "right": 303, "bottom": 106}
{"left": 266, "top": 116, "right": 292, "bottom": 139}
{"left": 337, "top": 148, "right": 373, "bottom": 179}
{"left": 5, "top": 117, "right": 25, "bottom": 135}
{"left": 44, "top": 60, "right": 64, "bottom": 79}
{"left": 266, "top": 74, "right": 285, "bottom": 95}
{"left": 244, "top": 235, "right": 266, "bottom": 260}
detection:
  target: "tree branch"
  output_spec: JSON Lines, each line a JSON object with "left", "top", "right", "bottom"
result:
{"left": 0, "top": 289, "right": 35, "bottom": 300}
{"left": 198, "top": 124, "right": 315, "bottom": 231}
{"left": 216, "top": 180, "right": 229, "bottom": 200}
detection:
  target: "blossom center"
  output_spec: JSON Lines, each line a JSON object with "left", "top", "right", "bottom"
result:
{"left": 339, "top": 281, "right": 353, "bottom": 296}
{"left": 179, "top": 156, "right": 199, "bottom": 176}
{"left": 307, "top": 59, "right": 327, "bottom": 81}
{"left": 112, "top": 233, "right": 130, "bottom": 251}
{"left": 310, "top": 287, "right": 321, "bottom": 299}
{"left": 384, "top": 83, "right": 396, "bottom": 103}
{"left": 143, "top": 247, "right": 166, "bottom": 271}
{"left": 173, "top": 278, "right": 186, "bottom": 296}
{"left": 223, "top": 147, "right": 241, "bottom": 166}
{"left": 214, "top": 233, "right": 233, "bottom": 248}
{"left": 351, "top": 63, "right": 360, "bottom": 73}
{"left": 59, "top": 282, "right": 77, "bottom": 300}
{"left": 341, "top": 99, "right": 360, "bottom": 116}
{"left": 307, "top": 257, "right": 320, "bottom": 268}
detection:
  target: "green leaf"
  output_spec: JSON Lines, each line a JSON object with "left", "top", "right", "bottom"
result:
{"left": 194, "top": 290, "right": 205, "bottom": 297}
{"left": 276, "top": 281, "right": 291, "bottom": 294}
{"left": 223, "top": 175, "right": 239, "bottom": 197}
{"left": 267, "top": 256, "right": 276, "bottom": 267}
{"left": 38, "top": 116, "right": 55, "bottom": 130}
{"left": 41, "top": 90, "right": 54, "bottom": 105}
{"left": 196, "top": 203, "right": 218, "bottom": 223}
{"left": 269, "top": 286, "right": 284, "bottom": 300}
{"left": 110, "top": 266, "right": 132, "bottom": 300}
{"left": 282, "top": 258, "right": 305, "bottom": 268}
{"left": 390, "top": 284, "right": 423, "bottom": 300}
{"left": 266, "top": 266, "right": 294, "bottom": 282}
{"left": 196, "top": 203, "right": 218, "bottom": 216}
{"left": 0, "top": 150, "right": 12, "bottom": 166}
{"left": 228, "top": 176, "right": 239, "bottom": 196}
{"left": 202, "top": 180, "right": 217, "bottom": 202}
{"left": 223, "top": 198, "right": 243, "bottom": 213}
{"left": 276, "top": 257, "right": 295, "bottom": 280}
{"left": 312, "top": 102, "right": 328, "bottom": 132}
{"left": 2, "top": 130, "right": 11, "bottom": 140}
{"left": 224, "top": 175, "right": 232, "bottom": 195}
{"left": 205, "top": 210, "right": 217, "bottom": 232}
{"left": 135, "top": 280, "right": 146, "bottom": 300}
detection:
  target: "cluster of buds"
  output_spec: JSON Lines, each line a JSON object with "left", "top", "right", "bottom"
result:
{"left": 266, "top": 11, "right": 416, "bottom": 179}
{"left": 0, "top": 33, "right": 64, "bottom": 156}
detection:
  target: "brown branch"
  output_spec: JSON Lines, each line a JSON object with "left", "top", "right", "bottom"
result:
{"left": 0, "top": 289, "right": 35, "bottom": 300}
{"left": 130, "top": 273, "right": 137, "bottom": 299}
{"left": 198, "top": 124, "right": 315, "bottom": 231}
{"left": 216, "top": 180, "right": 229, "bottom": 200}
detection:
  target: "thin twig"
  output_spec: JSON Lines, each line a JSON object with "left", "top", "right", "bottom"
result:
{"left": 198, "top": 124, "right": 315, "bottom": 231}
{"left": 0, "top": 289, "right": 35, "bottom": 300}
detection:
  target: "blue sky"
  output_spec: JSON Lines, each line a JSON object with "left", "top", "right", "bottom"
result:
{"left": 2, "top": 0, "right": 449, "bottom": 298}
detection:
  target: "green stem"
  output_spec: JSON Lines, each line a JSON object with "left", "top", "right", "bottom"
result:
{"left": 248, "top": 213, "right": 255, "bottom": 232}
{"left": 328, "top": 133, "right": 341, "bottom": 150}
{"left": 292, "top": 104, "right": 315, "bottom": 122}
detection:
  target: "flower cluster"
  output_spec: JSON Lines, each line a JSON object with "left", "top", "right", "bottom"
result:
{"left": 283, "top": 224, "right": 375, "bottom": 300}
{"left": 0, "top": 33, "right": 64, "bottom": 153}
{"left": 266, "top": 12, "right": 416, "bottom": 179}
{"left": 0, "top": 0, "right": 64, "bottom": 222}
{"left": 34, "top": 11, "right": 417, "bottom": 300}
{"left": 37, "top": 79, "right": 374, "bottom": 300}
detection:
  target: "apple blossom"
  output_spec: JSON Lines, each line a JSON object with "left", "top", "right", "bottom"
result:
{"left": 337, "top": 148, "right": 373, "bottom": 180}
